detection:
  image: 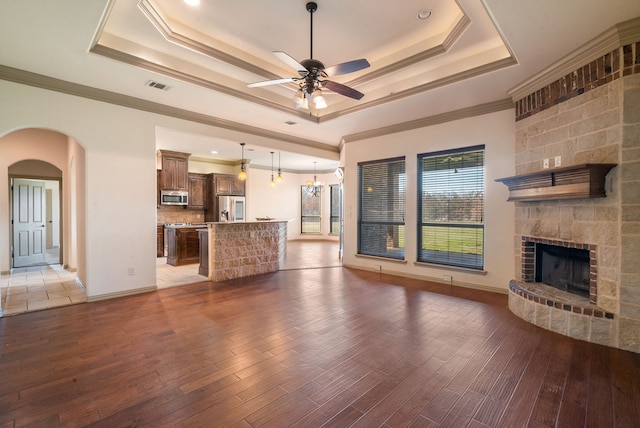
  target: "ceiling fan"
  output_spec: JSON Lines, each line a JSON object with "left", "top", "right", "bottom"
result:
{"left": 247, "top": 1, "right": 370, "bottom": 109}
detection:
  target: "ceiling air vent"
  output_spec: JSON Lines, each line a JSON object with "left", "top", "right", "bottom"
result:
{"left": 146, "top": 80, "right": 170, "bottom": 91}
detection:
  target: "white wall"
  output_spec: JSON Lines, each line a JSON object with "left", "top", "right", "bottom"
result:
{"left": 244, "top": 166, "right": 340, "bottom": 240}
{"left": 342, "top": 109, "right": 516, "bottom": 293}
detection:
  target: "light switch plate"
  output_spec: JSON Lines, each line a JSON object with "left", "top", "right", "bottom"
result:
{"left": 543, "top": 159, "right": 550, "bottom": 169}
{"left": 555, "top": 156, "right": 562, "bottom": 167}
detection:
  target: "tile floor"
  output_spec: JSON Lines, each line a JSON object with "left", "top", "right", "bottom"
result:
{"left": 1, "top": 240, "right": 341, "bottom": 317}
{"left": 0, "top": 265, "right": 86, "bottom": 317}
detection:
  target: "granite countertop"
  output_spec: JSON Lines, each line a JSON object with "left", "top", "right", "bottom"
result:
{"left": 209, "top": 219, "right": 292, "bottom": 225}
{"left": 163, "top": 219, "right": 291, "bottom": 228}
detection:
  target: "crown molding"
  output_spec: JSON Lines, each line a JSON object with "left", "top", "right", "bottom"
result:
{"left": 509, "top": 17, "right": 640, "bottom": 101}
{"left": 321, "top": 57, "right": 516, "bottom": 123}
{"left": 343, "top": 98, "right": 514, "bottom": 143}
{"left": 346, "top": 13, "right": 470, "bottom": 88}
{"left": 0, "top": 64, "right": 336, "bottom": 154}
{"left": 138, "top": 0, "right": 282, "bottom": 83}
{"left": 90, "top": 44, "right": 319, "bottom": 124}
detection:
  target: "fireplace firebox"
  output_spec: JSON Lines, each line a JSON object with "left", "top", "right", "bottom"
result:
{"left": 535, "top": 244, "right": 590, "bottom": 298}
{"left": 520, "top": 237, "right": 597, "bottom": 304}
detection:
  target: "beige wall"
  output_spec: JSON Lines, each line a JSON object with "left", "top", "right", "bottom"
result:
{"left": 342, "top": 109, "right": 516, "bottom": 293}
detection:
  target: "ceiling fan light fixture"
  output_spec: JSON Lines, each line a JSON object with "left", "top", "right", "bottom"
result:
{"left": 312, "top": 90, "right": 327, "bottom": 109}
{"left": 294, "top": 89, "right": 309, "bottom": 109}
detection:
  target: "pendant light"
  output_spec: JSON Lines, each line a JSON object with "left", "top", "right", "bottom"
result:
{"left": 269, "top": 151, "right": 276, "bottom": 187}
{"left": 276, "top": 152, "right": 283, "bottom": 183}
{"left": 238, "top": 143, "right": 247, "bottom": 180}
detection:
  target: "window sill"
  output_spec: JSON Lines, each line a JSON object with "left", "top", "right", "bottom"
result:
{"left": 414, "top": 261, "right": 487, "bottom": 275}
{"left": 355, "top": 254, "right": 407, "bottom": 264}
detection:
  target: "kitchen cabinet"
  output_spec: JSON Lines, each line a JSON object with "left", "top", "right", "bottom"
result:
{"left": 214, "top": 174, "right": 245, "bottom": 196}
{"left": 204, "top": 173, "right": 246, "bottom": 222}
{"left": 198, "top": 229, "right": 208, "bottom": 277}
{"left": 158, "top": 150, "right": 190, "bottom": 191}
{"left": 156, "top": 225, "right": 164, "bottom": 257}
{"left": 187, "top": 173, "right": 207, "bottom": 209}
{"left": 166, "top": 225, "right": 203, "bottom": 266}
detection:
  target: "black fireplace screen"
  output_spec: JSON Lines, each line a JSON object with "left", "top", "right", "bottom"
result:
{"left": 535, "top": 243, "right": 590, "bottom": 298}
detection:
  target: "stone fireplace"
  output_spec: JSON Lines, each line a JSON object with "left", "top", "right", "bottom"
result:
{"left": 504, "top": 20, "right": 640, "bottom": 353}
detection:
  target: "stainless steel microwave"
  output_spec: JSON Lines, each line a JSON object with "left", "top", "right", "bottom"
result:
{"left": 160, "top": 190, "right": 188, "bottom": 206}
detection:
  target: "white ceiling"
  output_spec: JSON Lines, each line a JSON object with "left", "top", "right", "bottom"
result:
{"left": 1, "top": 0, "right": 639, "bottom": 171}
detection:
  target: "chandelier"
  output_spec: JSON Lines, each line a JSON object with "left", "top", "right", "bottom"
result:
{"left": 305, "top": 162, "right": 323, "bottom": 197}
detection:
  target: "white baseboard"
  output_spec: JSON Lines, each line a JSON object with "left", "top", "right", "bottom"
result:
{"left": 343, "top": 263, "right": 508, "bottom": 295}
{"left": 87, "top": 286, "right": 158, "bottom": 302}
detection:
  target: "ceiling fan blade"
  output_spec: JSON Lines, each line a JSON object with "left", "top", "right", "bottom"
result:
{"left": 324, "top": 58, "right": 370, "bottom": 77}
{"left": 273, "top": 51, "right": 308, "bottom": 76}
{"left": 247, "top": 77, "right": 297, "bottom": 88}
{"left": 323, "top": 80, "right": 365, "bottom": 100}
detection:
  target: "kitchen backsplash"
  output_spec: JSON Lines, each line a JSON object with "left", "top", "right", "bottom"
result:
{"left": 157, "top": 206, "right": 205, "bottom": 224}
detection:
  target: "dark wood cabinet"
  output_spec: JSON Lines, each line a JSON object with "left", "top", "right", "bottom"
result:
{"left": 166, "top": 226, "right": 202, "bottom": 266}
{"left": 156, "top": 225, "right": 164, "bottom": 258}
{"left": 198, "top": 229, "right": 208, "bottom": 277}
{"left": 158, "top": 150, "right": 190, "bottom": 191}
{"left": 215, "top": 174, "right": 245, "bottom": 196}
{"left": 187, "top": 173, "right": 207, "bottom": 209}
{"left": 204, "top": 173, "right": 246, "bottom": 222}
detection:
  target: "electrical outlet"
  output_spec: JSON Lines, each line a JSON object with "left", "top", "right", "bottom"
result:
{"left": 443, "top": 274, "right": 452, "bottom": 283}
{"left": 374, "top": 265, "right": 382, "bottom": 272}
{"left": 554, "top": 156, "right": 562, "bottom": 167}
{"left": 128, "top": 266, "right": 136, "bottom": 276}
{"left": 543, "top": 158, "right": 550, "bottom": 169}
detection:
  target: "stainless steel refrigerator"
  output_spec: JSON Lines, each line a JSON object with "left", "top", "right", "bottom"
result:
{"left": 217, "top": 196, "right": 246, "bottom": 222}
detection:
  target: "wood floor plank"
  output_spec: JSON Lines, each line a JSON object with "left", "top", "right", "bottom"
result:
{"left": 1, "top": 266, "right": 639, "bottom": 427}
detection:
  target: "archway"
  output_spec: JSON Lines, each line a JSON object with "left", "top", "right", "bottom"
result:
{"left": 0, "top": 128, "right": 85, "bottom": 281}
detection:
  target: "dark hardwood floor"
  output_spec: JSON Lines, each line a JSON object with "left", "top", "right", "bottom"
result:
{"left": 1, "top": 267, "right": 639, "bottom": 427}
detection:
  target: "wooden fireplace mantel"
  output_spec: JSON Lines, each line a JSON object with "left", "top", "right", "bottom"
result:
{"left": 495, "top": 163, "right": 617, "bottom": 202}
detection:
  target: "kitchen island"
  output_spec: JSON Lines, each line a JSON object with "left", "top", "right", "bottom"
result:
{"left": 165, "top": 224, "right": 206, "bottom": 266}
{"left": 200, "top": 220, "right": 289, "bottom": 282}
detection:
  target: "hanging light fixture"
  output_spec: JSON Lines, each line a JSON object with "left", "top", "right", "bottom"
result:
{"left": 305, "top": 162, "right": 322, "bottom": 197}
{"left": 276, "top": 152, "right": 284, "bottom": 183}
{"left": 269, "top": 151, "right": 276, "bottom": 187}
{"left": 238, "top": 143, "right": 247, "bottom": 180}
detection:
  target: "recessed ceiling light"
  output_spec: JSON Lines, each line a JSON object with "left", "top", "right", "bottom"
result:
{"left": 210, "top": 150, "right": 218, "bottom": 154}
{"left": 417, "top": 9, "right": 432, "bottom": 20}
{"left": 184, "top": 0, "right": 200, "bottom": 6}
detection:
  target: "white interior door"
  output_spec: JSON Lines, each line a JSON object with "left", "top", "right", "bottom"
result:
{"left": 12, "top": 178, "right": 47, "bottom": 267}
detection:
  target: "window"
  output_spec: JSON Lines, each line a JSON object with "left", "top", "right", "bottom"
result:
{"left": 358, "top": 157, "right": 406, "bottom": 259}
{"left": 418, "top": 145, "right": 485, "bottom": 269}
{"left": 329, "top": 184, "right": 340, "bottom": 235}
{"left": 301, "top": 185, "right": 321, "bottom": 233}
